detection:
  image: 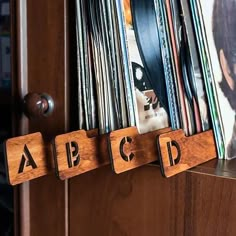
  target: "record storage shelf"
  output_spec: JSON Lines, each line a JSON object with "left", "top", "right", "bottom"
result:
{"left": 4, "top": 125, "right": 225, "bottom": 185}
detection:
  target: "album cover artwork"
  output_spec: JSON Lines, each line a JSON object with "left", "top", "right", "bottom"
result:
{"left": 75, "top": 0, "right": 87, "bottom": 130}
{"left": 121, "top": 0, "right": 169, "bottom": 134}
{"left": 111, "top": 0, "right": 129, "bottom": 129}
{"left": 154, "top": 0, "right": 181, "bottom": 130}
{"left": 164, "top": 0, "right": 191, "bottom": 135}
{"left": 114, "top": 0, "right": 137, "bottom": 128}
{"left": 179, "top": 0, "right": 210, "bottom": 133}
{"left": 197, "top": 0, "right": 236, "bottom": 159}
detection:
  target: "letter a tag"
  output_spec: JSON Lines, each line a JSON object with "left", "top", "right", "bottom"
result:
{"left": 4, "top": 132, "right": 49, "bottom": 185}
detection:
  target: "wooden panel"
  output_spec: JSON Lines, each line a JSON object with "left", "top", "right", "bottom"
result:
{"left": 29, "top": 175, "right": 67, "bottom": 236}
{"left": 69, "top": 163, "right": 236, "bottom": 236}
{"left": 184, "top": 172, "right": 236, "bottom": 235}
{"left": 12, "top": 0, "right": 69, "bottom": 235}
{"left": 27, "top": 0, "right": 68, "bottom": 139}
{"left": 69, "top": 165, "right": 186, "bottom": 236}
{"left": 26, "top": 0, "right": 68, "bottom": 235}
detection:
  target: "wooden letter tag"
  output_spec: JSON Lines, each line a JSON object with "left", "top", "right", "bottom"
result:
{"left": 109, "top": 127, "right": 170, "bottom": 174}
{"left": 4, "top": 132, "right": 50, "bottom": 185}
{"left": 157, "top": 129, "right": 217, "bottom": 177}
{"left": 53, "top": 129, "right": 110, "bottom": 180}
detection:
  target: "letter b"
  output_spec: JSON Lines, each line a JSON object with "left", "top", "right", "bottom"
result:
{"left": 66, "top": 141, "right": 80, "bottom": 168}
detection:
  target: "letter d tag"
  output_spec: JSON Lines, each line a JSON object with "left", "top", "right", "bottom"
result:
{"left": 157, "top": 129, "right": 217, "bottom": 177}
{"left": 4, "top": 133, "right": 49, "bottom": 185}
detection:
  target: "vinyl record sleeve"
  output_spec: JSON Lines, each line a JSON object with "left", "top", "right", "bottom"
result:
{"left": 165, "top": 0, "right": 189, "bottom": 135}
{"left": 100, "top": 0, "right": 119, "bottom": 132}
{"left": 154, "top": 0, "right": 181, "bottom": 130}
{"left": 75, "top": 0, "right": 86, "bottom": 130}
{"left": 114, "top": 0, "right": 137, "bottom": 128}
{"left": 179, "top": 0, "right": 210, "bottom": 132}
{"left": 119, "top": 0, "right": 169, "bottom": 134}
{"left": 110, "top": 0, "right": 129, "bottom": 129}
{"left": 130, "top": 0, "right": 168, "bottom": 113}
{"left": 87, "top": 0, "right": 106, "bottom": 132}
{"left": 189, "top": 0, "right": 225, "bottom": 158}
{"left": 198, "top": 0, "right": 236, "bottom": 159}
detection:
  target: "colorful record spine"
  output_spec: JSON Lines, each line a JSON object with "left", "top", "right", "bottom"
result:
{"left": 114, "top": 0, "right": 138, "bottom": 128}
{"left": 190, "top": 0, "right": 225, "bottom": 158}
{"left": 154, "top": 0, "right": 180, "bottom": 130}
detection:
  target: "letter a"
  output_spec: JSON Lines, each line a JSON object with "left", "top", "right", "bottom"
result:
{"left": 18, "top": 145, "right": 38, "bottom": 173}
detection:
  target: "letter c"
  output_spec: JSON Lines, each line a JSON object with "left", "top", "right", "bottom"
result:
{"left": 119, "top": 137, "right": 134, "bottom": 162}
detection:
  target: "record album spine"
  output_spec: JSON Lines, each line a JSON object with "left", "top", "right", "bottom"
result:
{"left": 114, "top": 0, "right": 138, "bottom": 128}
{"left": 154, "top": 0, "right": 180, "bottom": 130}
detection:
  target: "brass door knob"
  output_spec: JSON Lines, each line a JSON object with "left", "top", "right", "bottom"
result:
{"left": 23, "top": 93, "right": 54, "bottom": 118}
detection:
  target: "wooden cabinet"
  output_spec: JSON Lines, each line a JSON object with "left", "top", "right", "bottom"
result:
{"left": 5, "top": 0, "right": 236, "bottom": 235}
{"left": 11, "top": 0, "right": 68, "bottom": 235}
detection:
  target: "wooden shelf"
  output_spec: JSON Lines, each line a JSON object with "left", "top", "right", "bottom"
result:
{"left": 149, "top": 158, "right": 236, "bottom": 180}
{"left": 189, "top": 159, "right": 236, "bottom": 179}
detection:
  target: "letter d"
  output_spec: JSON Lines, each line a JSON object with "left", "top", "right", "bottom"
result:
{"left": 167, "top": 140, "right": 181, "bottom": 166}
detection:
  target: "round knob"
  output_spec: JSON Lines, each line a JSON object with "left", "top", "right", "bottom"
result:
{"left": 23, "top": 93, "right": 54, "bottom": 118}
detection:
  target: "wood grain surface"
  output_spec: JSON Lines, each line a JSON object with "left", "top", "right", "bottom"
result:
{"left": 11, "top": 1, "right": 235, "bottom": 236}
{"left": 69, "top": 165, "right": 236, "bottom": 236}
{"left": 53, "top": 129, "right": 110, "bottom": 180}
{"left": 4, "top": 132, "right": 51, "bottom": 185}
{"left": 12, "top": 0, "right": 69, "bottom": 235}
{"left": 184, "top": 172, "right": 236, "bottom": 236}
{"left": 158, "top": 129, "right": 217, "bottom": 177}
{"left": 69, "top": 165, "right": 186, "bottom": 236}
{"left": 109, "top": 127, "right": 170, "bottom": 174}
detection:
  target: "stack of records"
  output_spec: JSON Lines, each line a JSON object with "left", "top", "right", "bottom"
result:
{"left": 75, "top": 0, "right": 235, "bottom": 160}
{"left": 191, "top": 0, "right": 236, "bottom": 159}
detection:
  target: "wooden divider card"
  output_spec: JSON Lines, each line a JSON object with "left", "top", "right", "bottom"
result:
{"left": 4, "top": 127, "right": 218, "bottom": 185}
{"left": 157, "top": 129, "right": 217, "bottom": 177}
{"left": 109, "top": 127, "right": 170, "bottom": 174}
{"left": 53, "top": 129, "right": 110, "bottom": 180}
{"left": 4, "top": 132, "right": 50, "bottom": 185}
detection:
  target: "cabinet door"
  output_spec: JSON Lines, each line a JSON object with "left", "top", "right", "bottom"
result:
{"left": 12, "top": 2, "right": 185, "bottom": 236}
{"left": 12, "top": 1, "right": 187, "bottom": 236}
{"left": 12, "top": 1, "right": 236, "bottom": 236}
{"left": 12, "top": 0, "right": 69, "bottom": 235}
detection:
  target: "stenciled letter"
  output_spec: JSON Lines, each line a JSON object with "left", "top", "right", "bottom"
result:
{"left": 166, "top": 140, "right": 181, "bottom": 166}
{"left": 18, "top": 145, "right": 37, "bottom": 173}
{"left": 119, "top": 137, "right": 134, "bottom": 162}
{"left": 66, "top": 141, "right": 80, "bottom": 168}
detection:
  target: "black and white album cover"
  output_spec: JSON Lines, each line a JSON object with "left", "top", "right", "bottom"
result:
{"left": 198, "top": 0, "right": 236, "bottom": 159}
{"left": 121, "top": 0, "right": 169, "bottom": 134}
